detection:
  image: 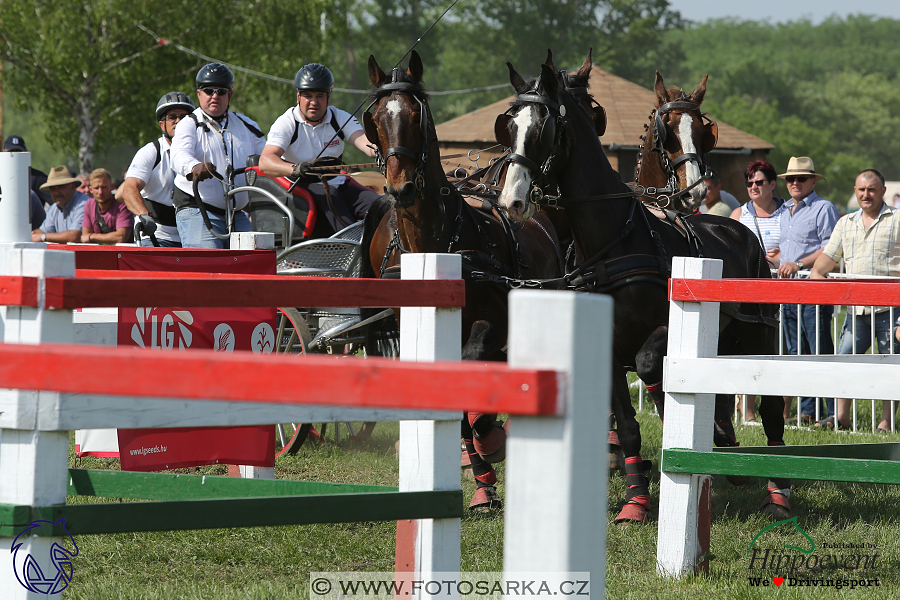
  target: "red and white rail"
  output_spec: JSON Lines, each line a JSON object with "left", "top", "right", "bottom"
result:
{"left": 657, "top": 257, "right": 900, "bottom": 577}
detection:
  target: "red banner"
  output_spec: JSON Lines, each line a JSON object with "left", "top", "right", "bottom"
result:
{"left": 116, "top": 251, "right": 277, "bottom": 471}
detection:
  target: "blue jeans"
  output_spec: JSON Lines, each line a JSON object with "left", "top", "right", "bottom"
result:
{"left": 176, "top": 208, "right": 251, "bottom": 249}
{"left": 782, "top": 303, "right": 834, "bottom": 418}
{"left": 837, "top": 309, "right": 900, "bottom": 356}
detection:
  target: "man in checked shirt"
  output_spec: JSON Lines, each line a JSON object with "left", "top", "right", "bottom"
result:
{"left": 811, "top": 168, "right": 900, "bottom": 431}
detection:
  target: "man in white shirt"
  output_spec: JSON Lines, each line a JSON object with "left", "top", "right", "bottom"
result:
{"left": 259, "top": 63, "right": 378, "bottom": 234}
{"left": 170, "top": 63, "right": 266, "bottom": 248}
{"left": 119, "top": 92, "right": 195, "bottom": 246}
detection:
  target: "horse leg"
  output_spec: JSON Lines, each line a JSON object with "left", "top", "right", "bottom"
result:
{"left": 759, "top": 393, "right": 792, "bottom": 518}
{"left": 462, "top": 413, "right": 502, "bottom": 511}
{"left": 733, "top": 322, "right": 793, "bottom": 518}
{"left": 635, "top": 326, "right": 668, "bottom": 419}
{"left": 611, "top": 367, "right": 651, "bottom": 525}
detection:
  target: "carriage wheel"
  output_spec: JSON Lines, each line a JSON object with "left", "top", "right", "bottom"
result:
{"left": 274, "top": 308, "right": 314, "bottom": 457}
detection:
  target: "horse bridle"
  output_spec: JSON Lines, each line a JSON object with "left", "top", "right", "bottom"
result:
{"left": 363, "top": 69, "right": 433, "bottom": 193}
{"left": 646, "top": 99, "right": 718, "bottom": 200}
{"left": 493, "top": 85, "right": 568, "bottom": 206}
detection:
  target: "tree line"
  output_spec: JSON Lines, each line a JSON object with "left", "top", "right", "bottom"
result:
{"left": 2, "top": 1, "right": 898, "bottom": 206}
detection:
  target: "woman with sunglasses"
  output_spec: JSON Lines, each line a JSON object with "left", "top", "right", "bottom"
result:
{"left": 730, "top": 159, "right": 785, "bottom": 269}
{"left": 728, "top": 159, "right": 786, "bottom": 424}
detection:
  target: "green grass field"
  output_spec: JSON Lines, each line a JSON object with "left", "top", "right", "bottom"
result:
{"left": 62, "top": 396, "right": 900, "bottom": 599}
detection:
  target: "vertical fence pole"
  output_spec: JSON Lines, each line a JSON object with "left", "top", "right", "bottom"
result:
{"left": 504, "top": 290, "right": 611, "bottom": 595}
{"left": 657, "top": 257, "right": 722, "bottom": 578}
{"left": 1, "top": 244, "right": 76, "bottom": 600}
{"left": 0, "top": 152, "right": 31, "bottom": 243}
{"left": 229, "top": 232, "right": 276, "bottom": 480}
{"left": 395, "top": 253, "right": 461, "bottom": 583}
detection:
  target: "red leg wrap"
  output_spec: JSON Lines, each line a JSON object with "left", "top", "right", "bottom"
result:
{"left": 468, "top": 485, "right": 502, "bottom": 511}
{"left": 474, "top": 469, "right": 497, "bottom": 486}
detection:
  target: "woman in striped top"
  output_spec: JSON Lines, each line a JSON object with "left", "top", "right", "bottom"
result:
{"left": 731, "top": 159, "right": 786, "bottom": 269}
{"left": 730, "top": 160, "right": 787, "bottom": 424}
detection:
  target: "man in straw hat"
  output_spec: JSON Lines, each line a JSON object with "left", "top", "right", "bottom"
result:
{"left": 776, "top": 156, "right": 839, "bottom": 425}
{"left": 31, "top": 165, "right": 90, "bottom": 243}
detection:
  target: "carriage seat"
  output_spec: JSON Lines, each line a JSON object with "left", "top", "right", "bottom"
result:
{"left": 276, "top": 237, "right": 362, "bottom": 277}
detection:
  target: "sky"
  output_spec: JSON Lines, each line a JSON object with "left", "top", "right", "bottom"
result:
{"left": 666, "top": 1, "right": 900, "bottom": 24}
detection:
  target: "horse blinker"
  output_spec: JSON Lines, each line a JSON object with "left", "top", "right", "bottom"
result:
{"left": 494, "top": 113, "right": 513, "bottom": 147}
{"left": 363, "top": 111, "right": 380, "bottom": 147}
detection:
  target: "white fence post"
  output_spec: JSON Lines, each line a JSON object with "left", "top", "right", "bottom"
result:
{"left": 229, "top": 231, "right": 276, "bottom": 480}
{"left": 656, "top": 257, "right": 722, "bottom": 577}
{"left": 504, "top": 290, "right": 612, "bottom": 596}
{"left": 0, "top": 244, "right": 76, "bottom": 600}
{"left": 0, "top": 152, "right": 32, "bottom": 243}
{"left": 396, "top": 253, "right": 461, "bottom": 583}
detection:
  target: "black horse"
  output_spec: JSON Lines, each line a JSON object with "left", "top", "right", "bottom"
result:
{"left": 495, "top": 58, "right": 790, "bottom": 523}
{"left": 359, "top": 51, "right": 564, "bottom": 511}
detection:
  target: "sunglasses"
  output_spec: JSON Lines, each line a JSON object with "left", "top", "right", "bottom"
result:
{"left": 199, "top": 87, "right": 231, "bottom": 97}
{"left": 785, "top": 176, "right": 809, "bottom": 184}
{"left": 746, "top": 178, "right": 770, "bottom": 188}
{"left": 165, "top": 113, "right": 189, "bottom": 123}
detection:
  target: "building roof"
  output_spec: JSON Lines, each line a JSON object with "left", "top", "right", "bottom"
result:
{"left": 435, "top": 66, "right": 774, "bottom": 152}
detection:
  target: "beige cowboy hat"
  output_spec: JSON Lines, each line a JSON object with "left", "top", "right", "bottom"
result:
{"left": 40, "top": 165, "right": 83, "bottom": 190}
{"left": 778, "top": 156, "right": 826, "bottom": 180}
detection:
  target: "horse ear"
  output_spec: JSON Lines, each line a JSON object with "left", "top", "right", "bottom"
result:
{"left": 407, "top": 50, "right": 424, "bottom": 83}
{"left": 544, "top": 49, "right": 555, "bottom": 71}
{"left": 690, "top": 74, "right": 708, "bottom": 106}
{"left": 368, "top": 55, "right": 387, "bottom": 87}
{"left": 654, "top": 71, "right": 671, "bottom": 105}
{"left": 576, "top": 48, "right": 593, "bottom": 77}
{"left": 507, "top": 62, "right": 527, "bottom": 93}
{"left": 539, "top": 63, "right": 558, "bottom": 98}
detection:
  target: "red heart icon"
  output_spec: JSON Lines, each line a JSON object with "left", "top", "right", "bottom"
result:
{"left": 773, "top": 577, "right": 783, "bottom": 586}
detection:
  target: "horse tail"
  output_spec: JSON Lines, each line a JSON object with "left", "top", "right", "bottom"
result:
{"left": 360, "top": 195, "right": 400, "bottom": 358}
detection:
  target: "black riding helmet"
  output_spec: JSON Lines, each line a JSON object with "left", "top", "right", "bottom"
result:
{"left": 196, "top": 63, "right": 235, "bottom": 89}
{"left": 294, "top": 63, "right": 334, "bottom": 94}
{"left": 155, "top": 92, "right": 195, "bottom": 121}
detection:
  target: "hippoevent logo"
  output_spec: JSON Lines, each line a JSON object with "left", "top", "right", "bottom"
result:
{"left": 11, "top": 519, "right": 79, "bottom": 595}
{"left": 746, "top": 517, "right": 881, "bottom": 590}
{"left": 131, "top": 308, "right": 194, "bottom": 350}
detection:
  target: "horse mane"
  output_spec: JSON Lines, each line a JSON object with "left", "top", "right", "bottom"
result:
{"left": 369, "top": 69, "right": 429, "bottom": 102}
{"left": 508, "top": 76, "right": 542, "bottom": 108}
{"left": 562, "top": 71, "right": 590, "bottom": 91}
{"left": 662, "top": 86, "right": 690, "bottom": 104}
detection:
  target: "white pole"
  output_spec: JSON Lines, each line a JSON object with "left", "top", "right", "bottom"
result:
{"left": 0, "top": 246, "right": 76, "bottom": 600}
{"left": 396, "top": 253, "right": 461, "bottom": 584}
{"left": 656, "top": 257, "right": 722, "bottom": 578}
{"left": 230, "top": 231, "right": 276, "bottom": 480}
{"left": 504, "top": 290, "right": 611, "bottom": 596}
{"left": 0, "top": 152, "right": 32, "bottom": 242}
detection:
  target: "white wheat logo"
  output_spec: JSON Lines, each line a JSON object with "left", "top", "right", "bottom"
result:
{"left": 131, "top": 308, "right": 194, "bottom": 350}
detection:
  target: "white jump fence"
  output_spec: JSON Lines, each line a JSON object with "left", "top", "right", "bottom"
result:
{"left": 657, "top": 256, "right": 900, "bottom": 577}
{"left": 0, "top": 152, "right": 610, "bottom": 599}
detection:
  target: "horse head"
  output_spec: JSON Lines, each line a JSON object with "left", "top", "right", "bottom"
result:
{"left": 495, "top": 61, "right": 571, "bottom": 222}
{"left": 544, "top": 48, "right": 607, "bottom": 137}
{"left": 641, "top": 71, "right": 717, "bottom": 211}
{"left": 365, "top": 51, "right": 432, "bottom": 209}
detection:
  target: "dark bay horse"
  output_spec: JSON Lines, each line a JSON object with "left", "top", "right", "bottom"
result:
{"left": 495, "top": 59, "right": 790, "bottom": 524}
{"left": 359, "top": 51, "right": 564, "bottom": 511}
{"left": 543, "top": 49, "right": 714, "bottom": 214}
